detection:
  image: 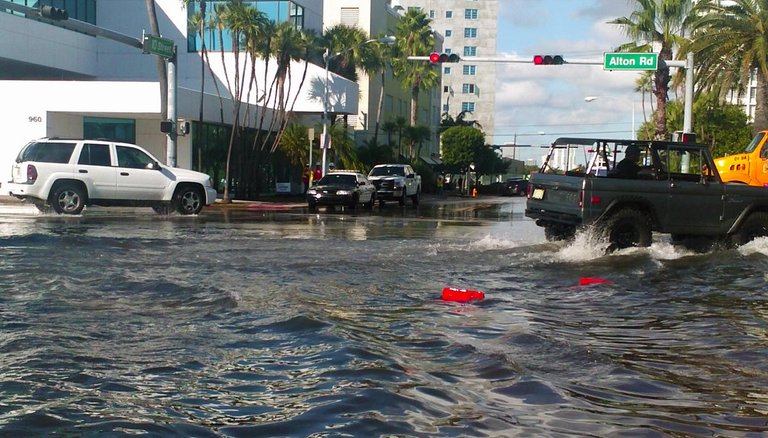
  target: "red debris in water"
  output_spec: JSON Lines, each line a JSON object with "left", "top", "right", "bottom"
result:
{"left": 579, "top": 277, "right": 612, "bottom": 286}
{"left": 442, "top": 287, "right": 485, "bottom": 302}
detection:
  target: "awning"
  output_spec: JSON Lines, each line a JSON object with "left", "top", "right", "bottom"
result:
{"left": 420, "top": 155, "right": 442, "bottom": 165}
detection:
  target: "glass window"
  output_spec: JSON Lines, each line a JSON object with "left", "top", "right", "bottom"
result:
{"left": 83, "top": 117, "right": 136, "bottom": 144}
{"left": 463, "top": 65, "right": 477, "bottom": 75}
{"left": 445, "top": 10, "right": 453, "bottom": 18}
{"left": 18, "top": 142, "right": 75, "bottom": 164}
{"left": 462, "top": 102, "right": 476, "bottom": 112}
{"left": 462, "top": 83, "right": 476, "bottom": 94}
{"left": 464, "top": 27, "right": 477, "bottom": 38}
{"left": 444, "top": 66, "right": 452, "bottom": 75}
{"left": 78, "top": 143, "right": 111, "bottom": 166}
{"left": 463, "top": 46, "right": 477, "bottom": 57}
{"left": 443, "top": 104, "right": 449, "bottom": 112}
{"left": 465, "top": 8, "right": 478, "bottom": 19}
{"left": 445, "top": 29, "right": 452, "bottom": 37}
{"left": 116, "top": 146, "right": 155, "bottom": 169}
{"left": 429, "top": 9, "right": 435, "bottom": 18}
{"left": 445, "top": 48, "right": 452, "bottom": 54}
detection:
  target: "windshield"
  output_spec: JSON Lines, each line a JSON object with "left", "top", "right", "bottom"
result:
{"left": 319, "top": 174, "right": 356, "bottom": 185}
{"left": 369, "top": 166, "right": 404, "bottom": 177}
{"left": 744, "top": 132, "right": 765, "bottom": 153}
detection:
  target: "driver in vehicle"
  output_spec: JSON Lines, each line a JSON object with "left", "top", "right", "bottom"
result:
{"left": 609, "top": 144, "right": 641, "bottom": 179}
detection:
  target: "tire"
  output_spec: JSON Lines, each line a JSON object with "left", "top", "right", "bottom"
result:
{"left": 51, "top": 184, "right": 86, "bottom": 215}
{"left": 308, "top": 201, "right": 317, "bottom": 212}
{"left": 174, "top": 185, "right": 204, "bottom": 215}
{"left": 32, "top": 201, "right": 51, "bottom": 214}
{"left": 399, "top": 190, "right": 406, "bottom": 206}
{"left": 364, "top": 193, "right": 376, "bottom": 210}
{"left": 411, "top": 189, "right": 420, "bottom": 206}
{"left": 348, "top": 194, "right": 359, "bottom": 210}
{"left": 602, "top": 209, "right": 652, "bottom": 251}
{"left": 543, "top": 223, "right": 576, "bottom": 242}
{"left": 732, "top": 212, "right": 768, "bottom": 246}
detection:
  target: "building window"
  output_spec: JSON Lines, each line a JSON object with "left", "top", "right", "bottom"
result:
{"left": 83, "top": 117, "right": 136, "bottom": 144}
{"left": 465, "top": 8, "right": 478, "bottom": 19}
{"left": 445, "top": 48, "right": 452, "bottom": 54}
{"left": 4, "top": 0, "right": 97, "bottom": 24}
{"left": 340, "top": 7, "right": 359, "bottom": 26}
{"left": 463, "top": 65, "right": 476, "bottom": 75}
{"left": 462, "top": 83, "right": 476, "bottom": 94}
{"left": 445, "top": 10, "right": 453, "bottom": 18}
{"left": 463, "top": 46, "right": 477, "bottom": 57}
{"left": 464, "top": 27, "right": 477, "bottom": 38}
{"left": 429, "top": 9, "right": 435, "bottom": 18}
{"left": 187, "top": 1, "right": 305, "bottom": 52}
{"left": 444, "top": 86, "right": 450, "bottom": 93}
{"left": 443, "top": 104, "right": 450, "bottom": 112}
{"left": 462, "top": 102, "right": 476, "bottom": 113}
{"left": 445, "top": 29, "right": 452, "bottom": 37}
{"left": 444, "top": 66, "right": 452, "bottom": 74}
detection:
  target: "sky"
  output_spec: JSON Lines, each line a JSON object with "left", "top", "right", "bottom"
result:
{"left": 493, "top": 0, "right": 641, "bottom": 164}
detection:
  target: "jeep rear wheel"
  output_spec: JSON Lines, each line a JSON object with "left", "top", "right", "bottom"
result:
{"left": 732, "top": 212, "right": 768, "bottom": 246}
{"left": 51, "top": 184, "right": 86, "bottom": 215}
{"left": 174, "top": 185, "right": 204, "bottom": 215}
{"left": 543, "top": 223, "right": 576, "bottom": 241}
{"left": 603, "top": 209, "right": 652, "bottom": 251}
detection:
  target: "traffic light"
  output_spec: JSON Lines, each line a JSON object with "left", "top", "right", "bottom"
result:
{"left": 429, "top": 52, "right": 460, "bottom": 63}
{"left": 533, "top": 55, "right": 564, "bottom": 65}
{"left": 40, "top": 5, "right": 68, "bottom": 20}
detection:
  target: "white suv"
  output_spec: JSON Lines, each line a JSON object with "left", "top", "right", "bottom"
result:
{"left": 6, "top": 138, "right": 218, "bottom": 215}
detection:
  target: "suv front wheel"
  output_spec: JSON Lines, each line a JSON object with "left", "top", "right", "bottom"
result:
{"left": 51, "top": 183, "right": 86, "bottom": 215}
{"left": 174, "top": 185, "right": 204, "bottom": 215}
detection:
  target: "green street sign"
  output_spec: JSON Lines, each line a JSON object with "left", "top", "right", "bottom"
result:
{"left": 604, "top": 52, "right": 658, "bottom": 71}
{"left": 143, "top": 35, "right": 175, "bottom": 59}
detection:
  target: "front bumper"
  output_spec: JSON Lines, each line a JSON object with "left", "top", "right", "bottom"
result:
{"left": 205, "top": 187, "right": 218, "bottom": 205}
{"left": 373, "top": 188, "right": 404, "bottom": 201}
{"left": 307, "top": 192, "right": 354, "bottom": 206}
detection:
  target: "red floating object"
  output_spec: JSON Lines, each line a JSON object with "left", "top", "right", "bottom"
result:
{"left": 442, "top": 287, "right": 485, "bottom": 302}
{"left": 579, "top": 277, "right": 612, "bottom": 286}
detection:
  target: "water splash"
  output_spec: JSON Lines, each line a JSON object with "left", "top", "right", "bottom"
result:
{"left": 737, "top": 236, "right": 768, "bottom": 256}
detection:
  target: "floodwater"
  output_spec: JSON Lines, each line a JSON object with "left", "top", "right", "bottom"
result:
{"left": 1, "top": 197, "right": 767, "bottom": 437}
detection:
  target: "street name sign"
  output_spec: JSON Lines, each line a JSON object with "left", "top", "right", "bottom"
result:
{"left": 143, "top": 35, "right": 175, "bottom": 59}
{"left": 604, "top": 52, "right": 658, "bottom": 71}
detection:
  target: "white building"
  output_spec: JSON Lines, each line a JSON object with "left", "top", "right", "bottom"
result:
{"left": 0, "top": 0, "right": 359, "bottom": 193}
{"left": 391, "top": 0, "right": 498, "bottom": 145}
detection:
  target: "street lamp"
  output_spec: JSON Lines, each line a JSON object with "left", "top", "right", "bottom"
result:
{"left": 584, "top": 95, "right": 636, "bottom": 140}
{"left": 322, "top": 35, "right": 396, "bottom": 177}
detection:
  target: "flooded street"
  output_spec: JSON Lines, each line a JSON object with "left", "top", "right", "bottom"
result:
{"left": 1, "top": 196, "right": 767, "bottom": 436}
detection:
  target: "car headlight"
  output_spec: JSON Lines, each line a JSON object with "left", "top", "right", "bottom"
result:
{"left": 336, "top": 190, "right": 352, "bottom": 195}
{"left": 308, "top": 189, "right": 317, "bottom": 195}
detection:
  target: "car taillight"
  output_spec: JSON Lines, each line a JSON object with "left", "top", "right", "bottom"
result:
{"left": 526, "top": 183, "right": 533, "bottom": 198}
{"left": 26, "top": 164, "right": 37, "bottom": 183}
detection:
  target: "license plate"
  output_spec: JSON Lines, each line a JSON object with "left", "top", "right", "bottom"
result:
{"left": 532, "top": 188, "right": 545, "bottom": 199}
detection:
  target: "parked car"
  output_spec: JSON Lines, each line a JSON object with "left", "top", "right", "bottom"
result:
{"left": 503, "top": 177, "right": 529, "bottom": 196}
{"left": 6, "top": 138, "right": 217, "bottom": 215}
{"left": 307, "top": 171, "right": 376, "bottom": 210}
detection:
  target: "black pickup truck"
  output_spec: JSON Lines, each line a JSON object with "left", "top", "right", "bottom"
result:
{"left": 525, "top": 137, "right": 768, "bottom": 251}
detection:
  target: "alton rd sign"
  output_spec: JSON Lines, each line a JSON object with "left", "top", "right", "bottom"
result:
{"left": 604, "top": 52, "right": 658, "bottom": 71}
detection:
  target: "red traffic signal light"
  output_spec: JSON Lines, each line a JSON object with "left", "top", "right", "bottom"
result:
{"left": 533, "top": 55, "right": 564, "bottom": 65}
{"left": 429, "top": 52, "right": 460, "bottom": 63}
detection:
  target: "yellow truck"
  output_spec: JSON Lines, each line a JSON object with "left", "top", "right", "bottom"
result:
{"left": 714, "top": 131, "right": 768, "bottom": 186}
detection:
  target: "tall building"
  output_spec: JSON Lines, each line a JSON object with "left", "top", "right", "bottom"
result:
{"left": 392, "top": 0, "right": 498, "bottom": 145}
{"left": 323, "top": 0, "right": 441, "bottom": 161}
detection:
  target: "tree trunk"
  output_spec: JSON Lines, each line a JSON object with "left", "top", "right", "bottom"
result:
{"left": 410, "top": 85, "right": 419, "bottom": 160}
{"left": 145, "top": 0, "right": 167, "bottom": 119}
{"left": 196, "top": 0, "right": 206, "bottom": 171}
{"left": 373, "top": 71, "right": 386, "bottom": 146}
{"left": 754, "top": 68, "right": 768, "bottom": 133}
{"left": 653, "top": 48, "right": 672, "bottom": 140}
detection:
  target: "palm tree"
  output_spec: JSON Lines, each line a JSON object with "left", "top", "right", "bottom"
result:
{"left": 359, "top": 35, "right": 394, "bottom": 147}
{"left": 610, "top": 0, "right": 694, "bottom": 140}
{"left": 687, "top": 0, "right": 768, "bottom": 133}
{"left": 634, "top": 71, "right": 655, "bottom": 124}
{"left": 391, "top": 9, "right": 440, "bottom": 128}
{"left": 322, "top": 24, "right": 368, "bottom": 81}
